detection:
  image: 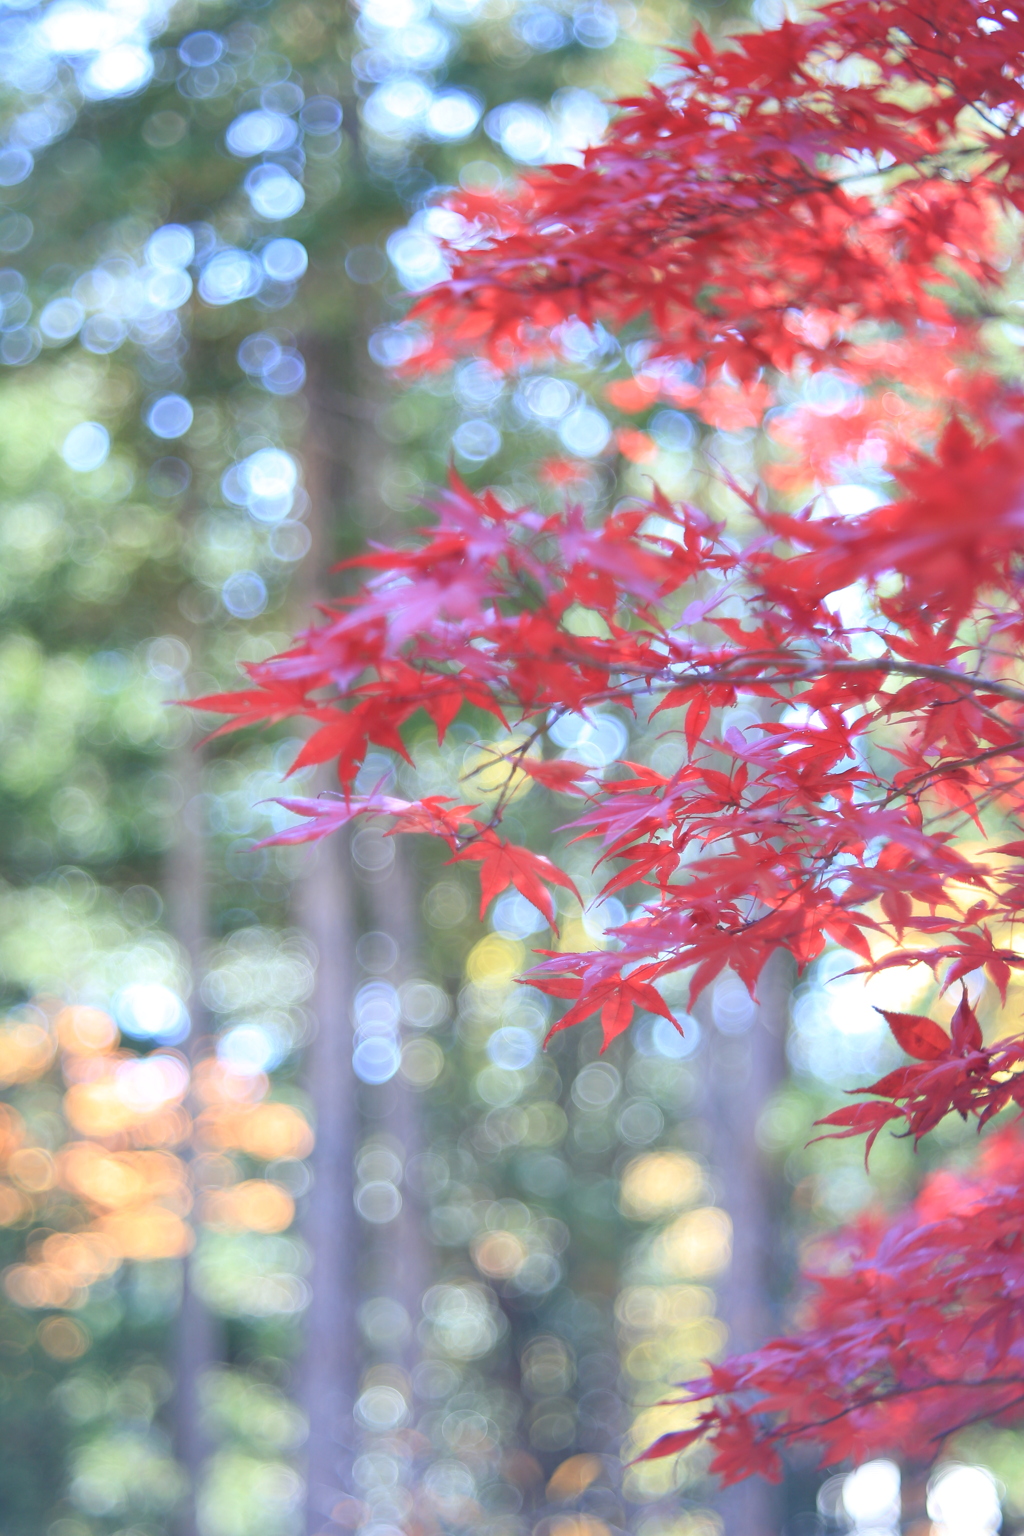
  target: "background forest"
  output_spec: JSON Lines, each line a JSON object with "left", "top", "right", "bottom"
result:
{"left": 0, "top": 1, "right": 1017, "bottom": 1535}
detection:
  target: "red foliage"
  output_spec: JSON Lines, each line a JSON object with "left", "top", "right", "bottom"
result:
{"left": 408, "top": 0, "right": 1020, "bottom": 393}
{"left": 640, "top": 1122, "right": 1024, "bottom": 1482}
{"left": 193, "top": 0, "right": 1024, "bottom": 1484}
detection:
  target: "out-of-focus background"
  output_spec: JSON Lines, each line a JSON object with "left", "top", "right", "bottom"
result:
{"left": 0, "top": 1, "right": 1018, "bottom": 1535}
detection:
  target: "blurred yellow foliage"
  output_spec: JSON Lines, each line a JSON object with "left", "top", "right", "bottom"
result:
{"left": 627, "top": 1400, "right": 703, "bottom": 1458}
{"left": 465, "top": 935, "right": 525, "bottom": 987}
{"left": 557, "top": 918, "right": 591, "bottom": 954}
{"left": 619, "top": 1152, "right": 702, "bottom": 1221}
{"left": 462, "top": 736, "right": 538, "bottom": 801}
{"left": 623, "top": 1321, "right": 726, "bottom": 1381}
{"left": 204, "top": 1179, "right": 294, "bottom": 1233}
{"left": 652, "top": 1207, "right": 732, "bottom": 1280}
{"left": 615, "top": 1284, "right": 714, "bottom": 1332}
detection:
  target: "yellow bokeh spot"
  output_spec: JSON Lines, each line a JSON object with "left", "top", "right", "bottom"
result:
{"left": 558, "top": 918, "right": 591, "bottom": 954}
{"left": 55, "top": 1006, "right": 118, "bottom": 1055}
{"left": 546, "top": 1454, "right": 604, "bottom": 1502}
{"left": 204, "top": 1179, "right": 295, "bottom": 1234}
{"left": 652, "top": 1207, "right": 732, "bottom": 1280}
{"left": 465, "top": 935, "right": 525, "bottom": 988}
{"left": 619, "top": 1152, "right": 702, "bottom": 1221}
{"left": 462, "top": 737, "right": 539, "bottom": 802}
{"left": 860, "top": 962, "right": 934, "bottom": 1013}
{"left": 627, "top": 1401, "right": 703, "bottom": 1459}
{"left": 616, "top": 1284, "right": 713, "bottom": 1332}
{"left": 623, "top": 1322, "right": 726, "bottom": 1382}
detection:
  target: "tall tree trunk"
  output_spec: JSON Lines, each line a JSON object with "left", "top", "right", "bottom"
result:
{"left": 166, "top": 721, "right": 219, "bottom": 1536}
{"left": 705, "top": 952, "right": 790, "bottom": 1536}
{"left": 332, "top": 295, "right": 434, "bottom": 1376}
{"left": 295, "top": 337, "right": 371, "bottom": 1536}
{"left": 296, "top": 828, "right": 362, "bottom": 1535}
{"left": 364, "top": 843, "right": 433, "bottom": 1370}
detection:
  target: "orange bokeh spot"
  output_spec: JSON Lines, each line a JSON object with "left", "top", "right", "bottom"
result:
{"left": 99, "top": 1206, "right": 193, "bottom": 1260}
{"left": 615, "top": 429, "right": 658, "bottom": 465}
{"left": 203, "top": 1179, "right": 295, "bottom": 1233}
{"left": 192, "top": 1058, "right": 268, "bottom": 1107}
{"left": 0, "top": 1183, "right": 27, "bottom": 1226}
{"left": 0, "top": 1022, "right": 55, "bottom": 1086}
{"left": 64, "top": 1079, "right": 138, "bottom": 1137}
{"left": 55, "top": 1006, "right": 118, "bottom": 1055}
{"left": 59, "top": 1143, "right": 190, "bottom": 1214}
{"left": 0, "top": 1103, "right": 24, "bottom": 1164}
{"left": 200, "top": 1101, "right": 314, "bottom": 1160}
{"left": 4, "top": 1264, "right": 77, "bottom": 1309}
{"left": 40, "top": 1230, "right": 119, "bottom": 1284}
{"left": 8, "top": 1147, "right": 56, "bottom": 1193}
{"left": 38, "top": 1315, "right": 90, "bottom": 1360}
{"left": 471, "top": 1229, "right": 527, "bottom": 1279}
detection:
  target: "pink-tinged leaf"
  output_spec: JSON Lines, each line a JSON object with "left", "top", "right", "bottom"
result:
{"left": 632, "top": 1427, "right": 706, "bottom": 1463}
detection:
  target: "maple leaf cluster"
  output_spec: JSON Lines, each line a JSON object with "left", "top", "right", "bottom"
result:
{"left": 194, "top": 0, "right": 1024, "bottom": 1488}
{"left": 409, "top": 0, "right": 1021, "bottom": 391}
{"left": 638, "top": 1116, "right": 1024, "bottom": 1482}
{"left": 197, "top": 430, "right": 1024, "bottom": 1047}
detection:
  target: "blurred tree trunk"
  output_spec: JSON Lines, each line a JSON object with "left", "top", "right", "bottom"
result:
{"left": 333, "top": 286, "right": 434, "bottom": 1375}
{"left": 365, "top": 843, "right": 433, "bottom": 1371}
{"left": 295, "top": 336, "right": 373, "bottom": 1535}
{"left": 296, "top": 827, "right": 362, "bottom": 1535}
{"left": 166, "top": 721, "right": 219, "bottom": 1536}
{"left": 704, "top": 952, "right": 790, "bottom": 1536}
